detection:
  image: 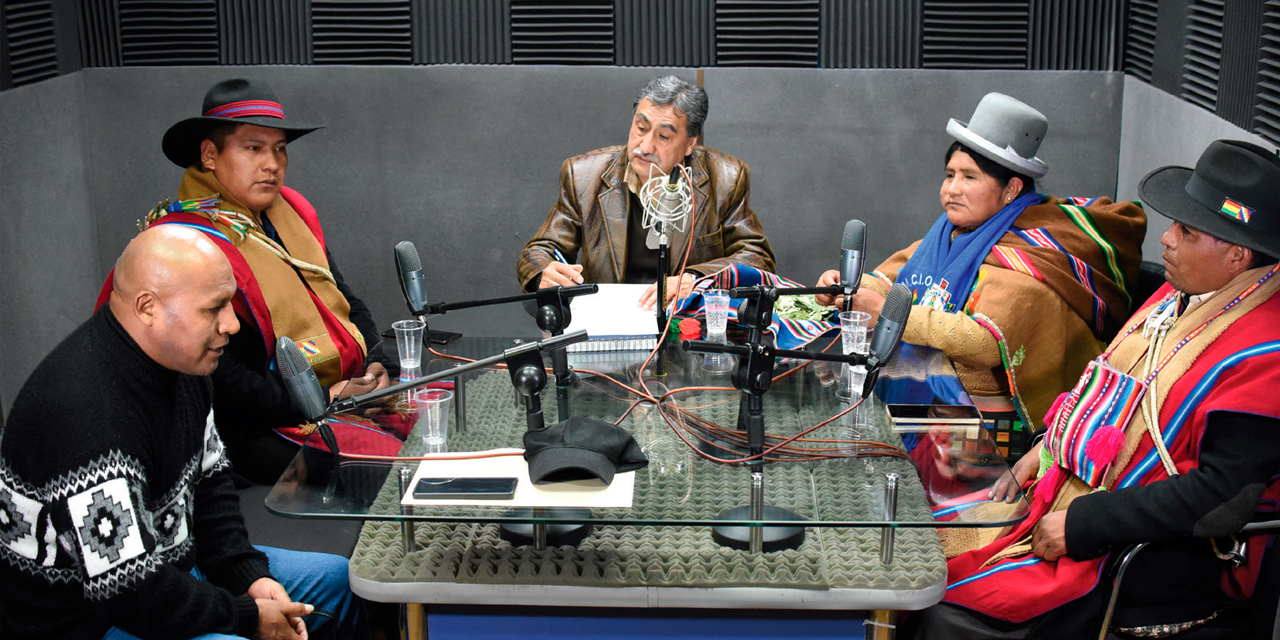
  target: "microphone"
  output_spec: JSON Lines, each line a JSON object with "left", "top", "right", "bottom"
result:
{"left": 868, "top": 283, "right": 912, "bottom": 364}
{"left": 395, "top": 241, "right": 430, "bottom": 317}
{"left": 275, "top": 337, "right": 341, "bottom": 454}
{"left": 840, "top": 220, "right": 866, "bottom": 312}
{"left": 640, "top": 167, "right": 692, "bottom": 250}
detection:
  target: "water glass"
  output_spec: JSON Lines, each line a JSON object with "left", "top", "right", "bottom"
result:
{"left": 701, "top": 289, "right": 734, "bottom": 373}
{"left": 393, "top": 319, "right": 426, "bottom": 368}
{"left": 836, "top": 363, "right": 868, "bottom": 402}
{"left": 836, "top": 310, "right": 871, "bottom": 400}
{"left": 839, "top": 310, "right": 871, "bottom": 356}
{"left": 704, "top": 289, "right": 731, "bottom": 337}
{"left": 414, "top": 388, "right": 453, "bottom": 451}
{"left": 642, "top": 436, "right": 693, "bottom": 503}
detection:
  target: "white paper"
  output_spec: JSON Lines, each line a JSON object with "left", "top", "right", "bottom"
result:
{"left": 563, "top": 283, "right": 658, "bottom": 340}
{"left": 399, "top": 450, "right": 636, "bottom": 508}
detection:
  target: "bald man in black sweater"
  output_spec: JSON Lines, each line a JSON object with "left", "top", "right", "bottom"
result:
{"left": 0, "top": 226, "right": 366, "bottom": 639}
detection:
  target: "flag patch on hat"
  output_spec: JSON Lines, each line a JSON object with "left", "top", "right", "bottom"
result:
{"left": 1221, "top": 198, "right": 1254, "bottom": 223}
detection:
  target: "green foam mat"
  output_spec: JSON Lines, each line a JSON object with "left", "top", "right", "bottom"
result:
{"left": 350, "top": 369, "right": 945, "bottom": 592}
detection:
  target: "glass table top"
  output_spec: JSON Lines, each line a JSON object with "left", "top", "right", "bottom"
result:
{"left": 266, "top": 336, "right": 1031, "bottom": 529}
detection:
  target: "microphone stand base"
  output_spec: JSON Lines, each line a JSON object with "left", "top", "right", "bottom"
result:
{"left": 710, "top": 505, "right": 807, "bottom": 553}
{"left": 499, "top": 507, "right": 593, "bottom": 549}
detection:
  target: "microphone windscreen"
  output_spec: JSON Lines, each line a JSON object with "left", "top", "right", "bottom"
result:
{"left": 395, "top": 240, "right": 422, "bottom": 273}
{"left": 881, "top": 282, "right": 912, "bottom": 325}
{"left": 275, "top": 336, "right": 329, "bottom": 421}
{"left": 842, "top": 220, "right": 866, "bottom": 252}
{"left": 276, "top": 336, "right": 303, "bottom": 381}
{"left": 869, "top": 283, "right": 912, "bottom": 362}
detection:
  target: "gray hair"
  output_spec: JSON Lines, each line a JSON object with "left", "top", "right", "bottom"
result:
{"left": 633, "top": 75, "right": 708, "bottom": 139}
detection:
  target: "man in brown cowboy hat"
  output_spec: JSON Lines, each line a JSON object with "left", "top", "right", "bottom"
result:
{"left": 906, "top": 140, "right": 1280, "bottom": 638}
{"left": 98, "top": 78, "right": 392, "bottom": 484}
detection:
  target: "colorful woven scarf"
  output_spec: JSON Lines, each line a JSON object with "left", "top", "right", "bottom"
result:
{"left": 673, "top": 264, "right": 837, "bottom": 350}
{"left": 896, "top": 192, "right": 1042, "bottom": 312}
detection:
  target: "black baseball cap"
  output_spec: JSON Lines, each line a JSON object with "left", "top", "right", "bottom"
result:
{"left": 523, "top": 416, "right": 648, "bottom": 485}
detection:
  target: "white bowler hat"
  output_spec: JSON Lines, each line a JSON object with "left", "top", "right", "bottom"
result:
{"left": 945, "top": 92, "right": 1049, "bottom": 179}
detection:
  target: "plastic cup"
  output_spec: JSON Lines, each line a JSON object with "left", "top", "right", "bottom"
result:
{"left": 836, "top": 362, "right": 868, "bottom": 402}
{"left": 701, "top": 289, "right": 735, "bottom": 373}
{"left": 393, "top": 319, "right": 426, "bottom": 369}
{"left": 704, "top": 289, "right": 731, "bottom": 336}
{"left": 839, "top": 310, "right": 871, "bottom": 356}
{"left": 414, "top": 388, "right": 453, "bottom": 451}
{"left": 642, "top": 436, "right": 692, "bottom": 494}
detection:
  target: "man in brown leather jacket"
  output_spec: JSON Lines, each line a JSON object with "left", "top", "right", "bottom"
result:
{"left": 517, "top": 75, "right": 775, "bottom": 309}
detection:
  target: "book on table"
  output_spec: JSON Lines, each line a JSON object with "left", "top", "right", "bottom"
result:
{"left": 562, "top": 283, "right": 659, "bottom": 352}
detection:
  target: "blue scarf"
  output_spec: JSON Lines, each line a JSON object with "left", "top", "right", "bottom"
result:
{"left": 895, "top": 192, "right": 1042, "bottom": 312}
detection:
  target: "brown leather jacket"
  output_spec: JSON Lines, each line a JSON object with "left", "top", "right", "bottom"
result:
{"left": 517, "top": 145, "right": 775, "bottom": 291}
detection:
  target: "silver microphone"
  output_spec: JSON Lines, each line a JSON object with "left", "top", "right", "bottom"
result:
{"left": 869, "top": 283, "right": 912, "bottom": 364}
{"left": 276, "top": 337, "right": 328, "bottom": 422}
{"left": 640, "top": 167, "right": 692, "bottom": 250}
{"left": 840, "top": 220, "right": 866, "bottom": 305}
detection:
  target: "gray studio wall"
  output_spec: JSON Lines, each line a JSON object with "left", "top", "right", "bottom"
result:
{"left": 0, "top": 73, "right": 102, "bottom": 418}
{"left": 0, "top": 65, "right": 1127, "bottom": 416}
{"left": 706, "top": 69, "right": 1123, "bottom": 287}
{"left": 1117, "top": 76, "right": 1279, "bottom": 263}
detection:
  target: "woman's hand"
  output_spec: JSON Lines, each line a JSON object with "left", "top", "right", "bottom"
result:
{"left": 989, "top": 444, "right": 1041, "bottom": 503}
{"left": 815, "top": 270, "right": 843, "bottom": 307}
{"left": 815, "top": 271, "right": 887, "bottom": 324}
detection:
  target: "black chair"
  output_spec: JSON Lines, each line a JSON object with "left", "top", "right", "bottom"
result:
{"left": 1095, "top": 521, "right": 1280, "bottom": 639}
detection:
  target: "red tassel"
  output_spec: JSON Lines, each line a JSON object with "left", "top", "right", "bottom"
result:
{"left": 1044, "top": 391, "right": 1070, "bottom": 428}
{"left": 1085, "top": 425, "right": 1126, "bottom": 466}
{"left": 1035, "top": 465, "right": 1063, "bottom": 504}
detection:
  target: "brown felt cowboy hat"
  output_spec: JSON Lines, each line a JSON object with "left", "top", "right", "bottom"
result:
{"left": 1139, "top": 140, "right": 1280, "bottom": 259}
{"left": 162, "top": 78, "right": 323, "bottom": 168}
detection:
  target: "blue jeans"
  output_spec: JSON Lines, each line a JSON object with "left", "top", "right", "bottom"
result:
{"left": 104, "top": 546, "right": 366, "bottom": 640}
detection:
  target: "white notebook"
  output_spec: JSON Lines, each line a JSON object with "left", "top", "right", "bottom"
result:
{"left": 562, "top": 283, "right": 659, "bottom": 352}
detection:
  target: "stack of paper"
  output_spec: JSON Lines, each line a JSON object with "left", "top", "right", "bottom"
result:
{"left": 562, "top": 283, "right": 659, "bottom": 352}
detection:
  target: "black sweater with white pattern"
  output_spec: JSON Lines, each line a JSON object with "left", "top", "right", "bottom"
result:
{"left": 0, "top": 307, "right": 270, "bottom": 639}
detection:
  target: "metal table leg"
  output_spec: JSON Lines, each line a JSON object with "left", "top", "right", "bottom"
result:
{"left": 880, "top": 473, "right": 899, "bottom": 564}
{"left": 867, "top": 609, "right": 896, "bottom": 640}
{"left": 399, "top": 467, "right": 415, "bottom": 555}
{"left": 400, "top": 602, "right": 425, "bottom": 640}
{"left": 453, "top": 364, "right": 467, "bottom": 434}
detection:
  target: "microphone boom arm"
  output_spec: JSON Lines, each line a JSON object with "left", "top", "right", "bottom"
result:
{"left": 329, "top": 330, "right": 589, "bottom": 414}
{"left": 423, "top": 284, "right": 598, "bottom": 316}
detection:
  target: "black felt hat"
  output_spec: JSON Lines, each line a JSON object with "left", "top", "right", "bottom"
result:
{"left": 523, "top": 416, "right": 648, "bottom": 485}
{"left": 1139, "top": 140, "right": 1280, "bottom": 259}
{"left": 162, "top": 78, "right": 323, "bottom": 168}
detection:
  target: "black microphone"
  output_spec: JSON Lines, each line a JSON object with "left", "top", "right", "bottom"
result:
{"left": 275, "top": 337, "right": 341, "bottom": 454}
{"left": 840, "top": 220, "right": 866, "bottom": 312}
{"left": 868, "top": 283, "right": 912, "bottom": 364}
{"left": 395, "top": 241, "right": 430, "bottom": 317}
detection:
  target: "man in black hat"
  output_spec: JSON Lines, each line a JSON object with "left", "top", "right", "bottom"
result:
{"left": 99, "top": 78, "right": 393, "bottom": 483}
{"left": 906, "top": 140, "right": 1280, "bottom": 638}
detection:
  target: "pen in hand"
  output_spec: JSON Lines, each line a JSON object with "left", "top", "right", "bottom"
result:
{"left": 546, "top": 247, "right": 584, "bottom": 285}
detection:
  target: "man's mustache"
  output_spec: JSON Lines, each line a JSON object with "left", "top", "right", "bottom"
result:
{"left": 632, "top": 148, "right": 660, "bottom": 164}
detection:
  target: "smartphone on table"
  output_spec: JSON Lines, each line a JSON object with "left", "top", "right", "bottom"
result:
{"left": 412, "top": 477, "right": 519, "bottom": 500}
